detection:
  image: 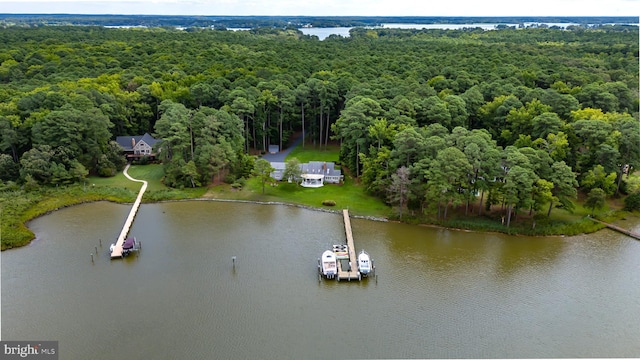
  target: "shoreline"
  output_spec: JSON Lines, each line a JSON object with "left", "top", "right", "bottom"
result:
{"left": 4, "top": 189, "right": 619, "bottom": 251}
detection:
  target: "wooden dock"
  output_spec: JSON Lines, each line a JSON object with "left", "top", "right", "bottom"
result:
{"left": 337, "top": 209, "right": 361, "bottom": 281}
{"left": 588, "top": 217, "right": 640, "bottom": 240}
{"left": 110, "top": 164, "right": 147, "bottom": 258}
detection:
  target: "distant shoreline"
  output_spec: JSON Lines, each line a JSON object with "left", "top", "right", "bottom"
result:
{"left": 0, "top": 14, "right": 636, "bottom": 29}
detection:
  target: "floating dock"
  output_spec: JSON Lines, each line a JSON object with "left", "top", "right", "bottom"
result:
{"left": 336, "top": 209, "right": 362, "bottom": 281}
{"left": 110, "top": 164, "right": 147, "bottom": 258}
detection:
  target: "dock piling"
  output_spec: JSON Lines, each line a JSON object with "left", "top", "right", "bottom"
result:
{"left": 90, "top": 253, "right": 94, "bottom": 263}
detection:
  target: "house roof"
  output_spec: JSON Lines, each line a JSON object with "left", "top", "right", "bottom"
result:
{"left": 115, "top": 133, "right": 158, "bottom": 151}
{"left": 300, "top": 161, "right": 341, "bottom": 177}
{"left": 269, "top": 160, "right": 341, "bottom": 176}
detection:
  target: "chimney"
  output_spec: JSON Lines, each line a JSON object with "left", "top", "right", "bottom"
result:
{"left": 131, "top": 138, "right": 136, "bottom": 148}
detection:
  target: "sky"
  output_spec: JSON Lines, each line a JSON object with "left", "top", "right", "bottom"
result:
{"left": 0, "top": 0, "right": 638, "bottom": 17}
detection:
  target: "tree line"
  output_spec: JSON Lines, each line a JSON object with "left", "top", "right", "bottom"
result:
{"left": 0, "top": 25, "right": 638, "bottom": 217}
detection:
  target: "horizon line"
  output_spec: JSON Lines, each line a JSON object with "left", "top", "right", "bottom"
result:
{"left": 1, "top": 14, "right": 637, "bottom": 18}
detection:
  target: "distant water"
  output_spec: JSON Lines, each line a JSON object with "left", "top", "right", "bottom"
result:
{"left": 381, "top": 23, "right": 520, "bottom": 30}
{"left": 298, "top": 27, "right": 352, "bottom": 39}
{"left": 382, "top": 22, "right": 606, "bottom": 29}
{"left": 298, "top": 22, "right": 637, "bottom": 40}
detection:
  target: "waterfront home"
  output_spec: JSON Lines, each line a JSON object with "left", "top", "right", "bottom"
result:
{"left": 270, "top": 161, "right": 343, "bottom": 187}
{"left": 115, "top": 133, "right": 158, "bottom": 160}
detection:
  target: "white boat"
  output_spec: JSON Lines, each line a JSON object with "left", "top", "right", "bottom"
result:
{"left": 358, "top": 250, "right": 371, "bottom": 276}
{"left": 320, "top": 250, "right": 337, "bottom": 279}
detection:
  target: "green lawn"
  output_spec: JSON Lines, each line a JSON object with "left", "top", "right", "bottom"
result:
{"left": 258, "top": 175, "right": 388, "bottom": 216}
{"left": 286, "top": 144, "right": 340, "bottom": 163}
{"left": 220, "top": 142, "right": 388, "bottom": 216}
{"left": 88, "top": 164, "right": 167, "bottom": 192}
{"left": 126, "top": 164, "right": 167, "bottom": 192}
{"left": 206, "top": 175, "right": 389, "bottom": 217}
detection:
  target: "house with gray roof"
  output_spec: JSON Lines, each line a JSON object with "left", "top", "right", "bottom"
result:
{"left": 270, "top": 160, "right": 343, "bottom": 187}
{"left": 115, "top": 133, "right": 158, "bottom": 160}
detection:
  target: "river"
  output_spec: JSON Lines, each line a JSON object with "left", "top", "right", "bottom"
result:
{"left": 2, "top": 201, "right": 640, "bottom": 358}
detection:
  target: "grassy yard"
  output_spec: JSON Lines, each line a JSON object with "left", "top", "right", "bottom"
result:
{"left": 204, "top": 176, "right": 389, "bottom": 217}
{"left": 205, "top": 143, "right": 388, "bottom": 217}
{"left": 88, "top": 164, "right": 168, "bottom": 192}
{"left": 285, "top": 143, "right": 340, "bottom": 163}
{"left": 126, "top": 164, "right": 167, "bottom": 192}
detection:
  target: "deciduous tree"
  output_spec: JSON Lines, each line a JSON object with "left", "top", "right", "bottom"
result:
{"left": 253, "top": 158, "right": 274, "bottom": 194}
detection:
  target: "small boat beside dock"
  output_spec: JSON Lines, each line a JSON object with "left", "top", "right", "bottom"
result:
{"left": 110, "top": 237, "right": 138, "bottom": 257}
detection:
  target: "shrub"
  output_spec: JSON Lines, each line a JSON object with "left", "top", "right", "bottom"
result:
{"left": 136, "top": 156, "right": 150, "bottom": 165}
{"left": 322, "top": 200, "right": 336, "bottom": 206}
{"left": 231, "top": 182, "right": 243, "bottom": 189}
{"left": 624, "top": 191, "right": 640, "bottom": 211}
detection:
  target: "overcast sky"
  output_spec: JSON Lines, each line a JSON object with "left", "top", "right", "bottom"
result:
{"left": 0, "top": 0, "right": 638, "bottom": 17}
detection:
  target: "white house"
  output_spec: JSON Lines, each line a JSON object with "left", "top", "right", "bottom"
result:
{"left": 270, "top": 161, "right": 343, "bottom": 187}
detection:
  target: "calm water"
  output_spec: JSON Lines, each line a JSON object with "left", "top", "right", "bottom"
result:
{"left": 299, "top": 27, "right": 353, "bottom": 39}
{"left": 2, "top": 201, "right": 640, "bottom": 359}
{"left": 298, "top": 23, "right": 587, "bottom": 40}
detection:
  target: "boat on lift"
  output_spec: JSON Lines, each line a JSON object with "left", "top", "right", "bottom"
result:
{"left": 110, "top": 237, "right": 137, "bottom": 258}
{"left": 121, "top": 237, "right": 137, "bottom": 257}
{"left": 320, "top": 250, "right": 337, "bottom": 279}
{"left": 358, "top": 249, "right": 371, "bottom": 277}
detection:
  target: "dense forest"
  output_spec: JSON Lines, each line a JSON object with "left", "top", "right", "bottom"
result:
{"left": 0, "top": 24, "right": 638, "bottom": 224}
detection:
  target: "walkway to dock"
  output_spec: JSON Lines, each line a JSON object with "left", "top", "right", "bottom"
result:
{"left": 337, "top": 209, "right": 361, "bottom": 281}
{"left": 588, "top": 217, "right": 640, "bottom": 240}
{"left": 110, "top": 164, "right": 147, "bottom": 258}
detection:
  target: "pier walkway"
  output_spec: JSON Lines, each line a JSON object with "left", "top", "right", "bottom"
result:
{"left": 588, "top": 217, "right": 640, "bottom": 240}
{"left": 110, "top": 164, "right": 147, "bottom": 258}
{"left": 337, "top": 209, "right": 361, "bottom": 281}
